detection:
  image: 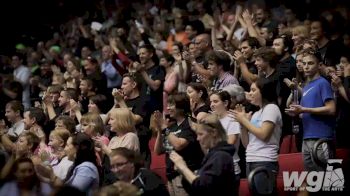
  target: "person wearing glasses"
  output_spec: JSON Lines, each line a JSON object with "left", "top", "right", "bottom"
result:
{"left": 108, "top": 147, "right": 169, "bottom": 196}
{"left": 169, "top": 114, "right": 236, "bottom": 196}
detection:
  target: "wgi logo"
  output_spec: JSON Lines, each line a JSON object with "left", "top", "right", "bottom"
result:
{"left": 283, "top": 159, "right": 345, "bottom": 192}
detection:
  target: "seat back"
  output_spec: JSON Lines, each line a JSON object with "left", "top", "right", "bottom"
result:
{"left": 278, "top": 153, "right": 304, "bottom": 177}
{"left": 280, "top": 135, "right": 298, "bottom": 154}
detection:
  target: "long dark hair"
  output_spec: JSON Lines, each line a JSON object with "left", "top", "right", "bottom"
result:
{"left": 8, "top": 157, "right": 41, "bottom": 194}
{"left": 255, "top": 78, "right": 278, "bottom": 107}
{"left": 65, "top": 133, "right": 99, "bottom": 181}
{"left": 211, "top": 91, "right": 231, "bottom": 110}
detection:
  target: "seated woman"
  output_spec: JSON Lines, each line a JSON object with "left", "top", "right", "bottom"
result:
{"left": 80, "top": 113, "right": 109, "bottom": 146}
{"left": 0, "top": 157, "right": 52, "bottom": 195}
{"left": 231, "top": 78, "right": 282, "bottom": 193}
{"left": 47, "top": 128, "right": 73, "bottom": 180}
{"left": 0, "top": 132, "right": 40, "bottom": 179}
{"left": 170, "top": 114, "right": 236, "bottom": 195}
{"left": 97, "top": 108, "right": 140, "bottom": 155}
{"left": 88, "top": 94, "right": 109, "bottom": 124}
{"left": 108, "top": 147, "right": 169, "bottom": 196}
{"left": 36, "top": 133, "right": 100, "bottom": 196}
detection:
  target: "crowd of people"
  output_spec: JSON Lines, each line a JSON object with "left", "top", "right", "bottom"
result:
{"left": 0, "top": 0, "right": 349, "bottom": 195}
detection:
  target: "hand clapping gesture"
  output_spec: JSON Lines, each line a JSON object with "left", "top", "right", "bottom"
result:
{"left": 228, "top": 104, "right": 252, "bottom": 123}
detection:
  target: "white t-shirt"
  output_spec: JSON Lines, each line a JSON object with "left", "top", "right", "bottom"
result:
{"left": 246, "top": 104, "right": 282, "bottom": 162}
{"left": 220, "top": 115, "right": 241, "bottom": 174}
{"left": 52, "top": 156, "right": 74, "bottom": 180}
{"left": 7, "top": 121, "right": 25, "bottom": 138}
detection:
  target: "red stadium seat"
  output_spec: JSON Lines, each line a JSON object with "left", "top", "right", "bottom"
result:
{"left": 149, "top": 137, "right": 167, "bottom": 183}
{"left": 278, "top": 153, "right": 304, "bottom": 177}
{"left": 280, "top": 135, "right": 298, "bottom": 154}
{"left": 239, "top": 178, "right": 251, "bottom": 196}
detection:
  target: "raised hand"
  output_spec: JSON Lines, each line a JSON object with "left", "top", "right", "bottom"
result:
{"left": 233, "top": 50, "right": 245, "bottom": 64}
{"left": 51, "top": 65, "right": 61, "bottom": 74}
{"left": 70, "top": 99, "right": 80, "bottom": 112}
{"left": 331, "top": 74, "right": 342, "bottom": 89}
{"left": 112, "top": 88, "right": 124, "bottom": 101}
{"left": 182, "top": 51, "right": 195, "bottom": 62}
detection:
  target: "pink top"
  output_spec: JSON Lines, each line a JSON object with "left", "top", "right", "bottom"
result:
{"left": 163, "top": 71, "right": 178, "bottom": 114}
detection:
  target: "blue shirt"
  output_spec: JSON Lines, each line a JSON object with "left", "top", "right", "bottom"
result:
{"left": 101, "top": 60, "right": 122, "bottom": 88}
{"left": 0, "top": 181, "right": 52, "bottom": 196}
{"left": 300, "top": 77, "right": 335, "bottom": 139}
{"left": 65, "top": 162, "right": 99, "bottom": 196}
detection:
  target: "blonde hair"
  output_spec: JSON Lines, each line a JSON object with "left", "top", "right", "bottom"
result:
{"left": 196, "top": 114, "right": 227, "bottom": 144}
{"left": 52, "top": 73, "right": 65, "bottom": 84}
{"left": 98, "top": 181, "right": 140, "bottom": 196}
{"left": 50, "top": 128, "right": 71, "bottom": 146}
{"left": 81, "top": 112, "right": 105, "bottom": 135}
{"left": 292, "top": 25, "right": 309, "bottom": 40}
{"left": 110, "top": 108, "right": 135, "bottom": 134}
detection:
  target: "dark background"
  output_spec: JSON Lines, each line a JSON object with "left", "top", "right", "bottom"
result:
{"left": 0, "top": 0, "right": 349, "bottom": 56}
{"left": 0, "top": 0, "right": 96, "bottom": 55}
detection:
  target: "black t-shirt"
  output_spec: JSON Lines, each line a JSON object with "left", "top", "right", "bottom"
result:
{"left": 140, "top": 65, "right": 165, "bottom": 113}
{"left": 132, "top": 168, "right": 170, "bottom": 196}
{"left": 262, "top": 69, "right": 280, "bottom": 101}
{"left": 276, "top": 56, "right": 297, "bottom": 135}
{"left": 239, "top": 61, "right": 258, "bottom": 92}
{"left": 126, "top": 96, "right": 152, "bottom": 162}
{"left": 193, "top": 104, "right": 211, "bottom": 117}
{"left": 126, "top": 96, "right": 148, "bottom": 123}
{"left": 277, "top": 56, "right": 296, "bottom": 107}
{"left": 80, "top": 95, "right": 89, "bottom": 114}
{"left": 320, "top": 39, "right": 345, "bottom": 67}
{"left": 164, "top": 118, "right": 204, "bottom": 180}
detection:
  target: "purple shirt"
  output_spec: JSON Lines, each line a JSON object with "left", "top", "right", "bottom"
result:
{"left": 213, "top": 72, "right": 239, "bottom": 90}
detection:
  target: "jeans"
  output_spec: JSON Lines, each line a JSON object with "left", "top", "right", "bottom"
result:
{"left": 246, "top": 161, "right": 279, "bottom": 195}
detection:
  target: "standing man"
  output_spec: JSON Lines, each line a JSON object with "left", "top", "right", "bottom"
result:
{"left": 206, "top": 50, "right": 239, "bottom": 91}
{"left": 113, "top": 73, "right": 152, "bottom": 168}
{"left": 134, "top": 44, "right": 165, "bottom": 113}
{"left": 233, "top": 37, "right": 260, "bottom": 91}
{"left": 272, "top": 34, "right": 296, "bottom": 136}
{"left": 286, "top": 50, "right": 336, "bottom": 171}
